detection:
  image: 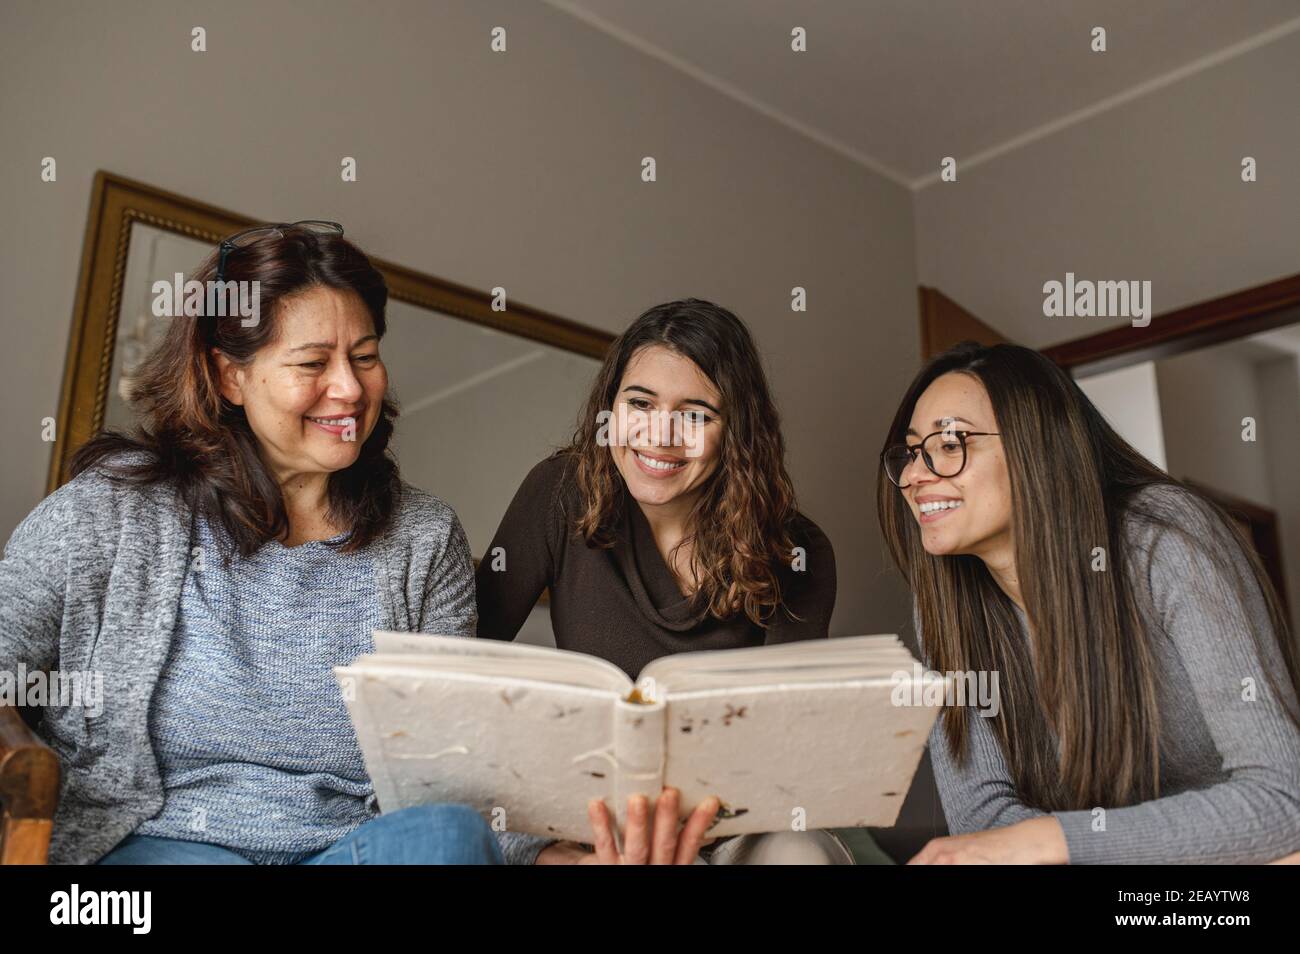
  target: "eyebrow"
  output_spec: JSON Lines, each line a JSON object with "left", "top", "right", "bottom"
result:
{"left": 286, "top": 335, "right": 379, "bottom": 354}
{"left": 622, "top": 385, "right": 721, "bottom": 416}
{"left": 906, "top": 416, "right": 976, "bottom": 437}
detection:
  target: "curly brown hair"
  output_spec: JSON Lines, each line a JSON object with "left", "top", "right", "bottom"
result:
{"left": 566, "top": 298, "right": 801, "bottom": 626}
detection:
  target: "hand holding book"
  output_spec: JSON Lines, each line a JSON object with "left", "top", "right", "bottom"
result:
{"left": 537, "top": 788, "right": 720, "bottom": 864}
{"left": 336, "top": 632, "right": 945, "bottom": 844}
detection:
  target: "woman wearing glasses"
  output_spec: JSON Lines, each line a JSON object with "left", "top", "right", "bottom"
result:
{"left": 877, "top": 341, "right": 1300, "bottom": 864}
{"left": 476, "top": 299, "right": 852, "bottom": 864}
{"left": 0, "top": 223, "right": 506, "bottom": 864}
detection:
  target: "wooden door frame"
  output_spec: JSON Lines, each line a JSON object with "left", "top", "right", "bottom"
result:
{"left": 917, "top": 286, "right": 1009, "bottom": 358}
{"left": 1039, "top": 272, "right": 1300, "bottom": 376}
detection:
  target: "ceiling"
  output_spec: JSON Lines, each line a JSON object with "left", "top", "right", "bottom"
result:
{"left": 547, "top": 0, "right": 1300, "bottom": 187}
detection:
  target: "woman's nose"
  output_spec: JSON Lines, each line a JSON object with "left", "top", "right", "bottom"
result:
{"left": 323, "top": 357, "right": 364, "bottom": 401}
{"left": 902, "top": 452, "right": 933, "bottom": 486}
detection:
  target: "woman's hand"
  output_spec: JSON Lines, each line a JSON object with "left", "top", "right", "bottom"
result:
{"left": 908, "top": 816, "right": 1068, "bottom": 865}
{"left": 585, "top": 787, "right": 720, "bottom": 865}
{"left": 536, "top": 787, "right": 720, "bottom": 864}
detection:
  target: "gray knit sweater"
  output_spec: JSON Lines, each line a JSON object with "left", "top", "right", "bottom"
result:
{"left": 132, "top": 512, "right": 386, "bottom": 862}
{"left": 0, "top": 461, "right": 545, "bottom": 865}
{"left": 924, "top": 484, "right": 1300, "bottom": 863}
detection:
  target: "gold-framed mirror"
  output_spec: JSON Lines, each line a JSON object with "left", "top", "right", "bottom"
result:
{"left": 50, "top": 171, "right": 614, "bottom": 559}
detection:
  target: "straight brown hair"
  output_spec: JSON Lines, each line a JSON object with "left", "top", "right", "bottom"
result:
{"left": 878, "top": 341, "right": 1300, "bottom": 811}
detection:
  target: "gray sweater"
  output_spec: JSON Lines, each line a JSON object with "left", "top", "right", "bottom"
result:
{"left": 0, "top": 462, "right": 544, "bottom": 865}
{"left": 133, "top": 512, "right": 388, "bottom": 861}
{"left": 924, "top": 484, "right": 1300, "bottom": 863}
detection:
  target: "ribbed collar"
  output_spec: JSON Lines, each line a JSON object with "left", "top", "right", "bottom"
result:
{"left": 610, "top": 481, "right": 711, "bottom": 632}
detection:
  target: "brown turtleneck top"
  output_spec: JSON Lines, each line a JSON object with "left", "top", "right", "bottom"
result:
{"left": 474, "top": 452, "right": 836, "bottom": 676}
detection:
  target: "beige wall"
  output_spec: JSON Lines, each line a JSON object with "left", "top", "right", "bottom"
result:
{"left": 1156, "top": 348, "right": 1275, "bottom": 508}
{"left": 911, "top": 25, "right": 1300, "bottom": 634}
{"left": 1256, "top": 356, "right": 1300, "bottom": 621}
{"left": 913, "top": 28, "right": 1300, "bottom": 350}
{"left": 1076, "top": 361, "right": 1168, "bottom": 471}
{"left": 1157, "top": 347, "right": 1300, "bottom": 622}
{"left": 0, "top": 0, "right": 920, "bottom": 638}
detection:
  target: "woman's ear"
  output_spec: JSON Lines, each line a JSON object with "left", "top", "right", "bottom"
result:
{"left": 211, "top": 349, "right": 245, "bottom": 406}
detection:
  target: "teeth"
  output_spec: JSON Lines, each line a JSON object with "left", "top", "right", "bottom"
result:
{"left": 919, "top": 500, "right": 963, "bottom": 514}
{"left": 636, "top": 451, "right": 684, "bottom": 471}
{"left": 311, "top": 416, "right": 355, "bottom": 426}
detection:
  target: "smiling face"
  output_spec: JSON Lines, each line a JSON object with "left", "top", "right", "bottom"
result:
{"left": 214, "top": 285, "right": 388, "bottom": 482}
{"left": 609, "top": 344, "right": 724, "bottom": 513}
{"left": 899, "top": 372, "right": 1012, "bottom": 560}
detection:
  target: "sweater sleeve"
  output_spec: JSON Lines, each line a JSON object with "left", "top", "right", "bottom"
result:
{"left": 495, "top": 830, "right": 557, "bottom": 866}
{"left": 416, "top": 501, "right": 478, "bottom": 638}
{"left": 925, "top": 502, "right": 1300, "bottom": 863}
{"left": 1052, "top": 501, "right": 1300, "bottom": 864}
{"left": 928, "top": 710, "right": 1050, "bottom": 833}
{"left": 918, "top": 602, "right": 1050, "bottom": 834}
{"left": 0, "top": 482, "right": 79, "bottom": 674}
{"left": 474, "top": 455, "right": 564, "bottom": 641}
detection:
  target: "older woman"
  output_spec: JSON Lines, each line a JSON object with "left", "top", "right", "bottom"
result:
{"left": 0, "top": 222, "right": 505, "bottom": 864}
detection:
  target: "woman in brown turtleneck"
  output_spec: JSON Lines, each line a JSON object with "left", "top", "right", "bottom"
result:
{"left": 476, "top": 299, "right": 845, "bottom": 866}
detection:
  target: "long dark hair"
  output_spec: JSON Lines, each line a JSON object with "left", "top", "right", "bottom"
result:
{"left": 567, "top": 298, "right": 800, "bottom": 626}
{"left": 70, "top": 225, "right": 400, "bottom": 555}
{"left": 877, "top": 341, "right": 1300, "bottom": 811}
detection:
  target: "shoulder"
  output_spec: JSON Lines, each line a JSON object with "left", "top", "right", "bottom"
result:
{"left": 518, "top": 450, "right": 577, "bottom": 501}
{"left": 391, "top": 481, "right": 468, "bottom": 542}
{"left": 780, "top": 510, "right": 836, "bottom": 612}
{"left": 1120, "top": 481, "right": 1219, "bottom": 532}
{"left": 1116, "top": 482, "right": 1262, "bottom": 618}
{"left": 1117, "top": 482, "right": 1240, "bottom": 570}
{"left": 10, "top": 452, "right": 174, "bottom": 547}
{"left": 512, "top": 451, "right": 581, "bottom": 528}
{"left": 788, "top": 510, "right": 835, "bottom": 563}
{"left": 379, "top": 483, "right": 474, "bottom": 584}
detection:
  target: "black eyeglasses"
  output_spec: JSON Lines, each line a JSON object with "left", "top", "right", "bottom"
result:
{"left": 881, "top": 430, "right": 1000, "bottom": 488}
{"left": 214, "top": 220, "right": 343, "bottom": 284}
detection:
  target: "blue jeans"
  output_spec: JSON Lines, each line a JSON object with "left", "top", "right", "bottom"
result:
{"left": 96, "top": 804, "right": 503, "bottom": 865}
